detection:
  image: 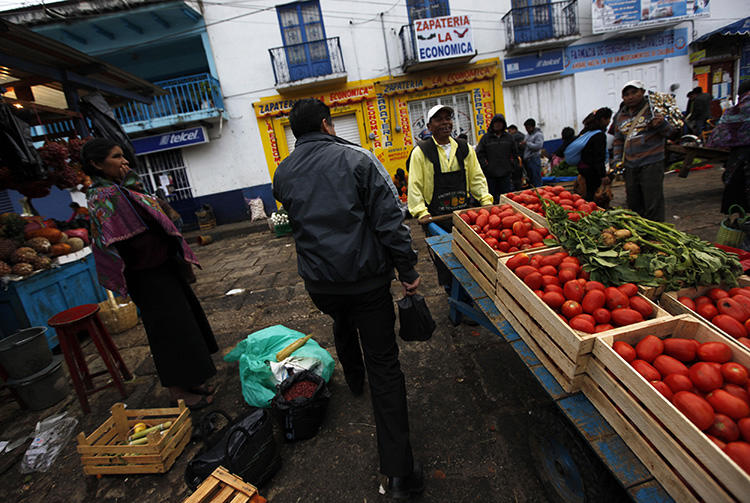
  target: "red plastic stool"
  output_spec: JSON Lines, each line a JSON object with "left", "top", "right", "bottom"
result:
{"left": 48, "top": 304, "right": 133, "bottom": 413}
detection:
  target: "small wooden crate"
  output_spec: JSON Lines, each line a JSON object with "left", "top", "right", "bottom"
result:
{"left": 587, "top": 315, "right": 750, "bottom": 502}
{"left": 660, "top": 275, "right": 750, "bottom": 338}
{"left": 183, "top": 466, "right": 267, "bottom": 503}
{"left": 498, "top": 194, "right": 548, "bottom": 227}
{"left": 76, "top": 401, "right": 192, "bottom": 475}
{"left": 450, "top": 205, "right": 550, "bottom": 297}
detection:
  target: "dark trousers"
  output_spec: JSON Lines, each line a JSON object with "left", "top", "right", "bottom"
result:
{"left": 486, "top": 175, "right": 513, "bottom": 203}
{"left": 524, "top": 157, "right": 543, "bottom": 187}
{"left": 624, "top": 161, "right": 665, "bottom": 221}
{"left": 309, "top": 285, "right": 413, "bottom": 477}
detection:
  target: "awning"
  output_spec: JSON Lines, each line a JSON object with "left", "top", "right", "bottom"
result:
{"left": 692, "top": 16, "right": 750, "bottom": 45}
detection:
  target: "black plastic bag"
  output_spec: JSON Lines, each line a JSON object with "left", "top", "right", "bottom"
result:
{"left": 184, "top": 408, "right": 280, "bottom": 490}
{"left": 397, "top": 294, "right": 436, "bottom": 341}
{"left": 272, "top": 370, "right": 331, "bottom": 442}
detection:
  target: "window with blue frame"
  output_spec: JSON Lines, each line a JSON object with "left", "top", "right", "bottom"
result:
{"left": 277, "top": 1, "right": 332, "bottom": 81}
{"left": 406, "top": 0, "right": 450, "bottom": 23}
{"left": 511, "top": 0, "right": 553, "bottom": 43}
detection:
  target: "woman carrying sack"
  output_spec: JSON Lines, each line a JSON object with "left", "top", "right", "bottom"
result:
{"left": 566, "top": 108, "right": 613, "bottom": 202}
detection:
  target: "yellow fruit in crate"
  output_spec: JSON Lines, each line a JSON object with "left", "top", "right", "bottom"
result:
{"left": 133, "top": 423, "right": 147, "bottom": 434}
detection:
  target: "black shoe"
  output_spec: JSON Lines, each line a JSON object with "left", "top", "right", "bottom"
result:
{"left": 387, "top": 462, "right": 424, "bottom": 500}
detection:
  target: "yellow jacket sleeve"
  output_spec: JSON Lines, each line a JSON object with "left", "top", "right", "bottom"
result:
{"left": 406, "top": 147, "right": 432, "bottom": 220}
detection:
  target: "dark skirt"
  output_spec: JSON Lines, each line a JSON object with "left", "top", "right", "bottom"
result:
{"left": 125, "top": 259, "right": 217, "bottom": 388}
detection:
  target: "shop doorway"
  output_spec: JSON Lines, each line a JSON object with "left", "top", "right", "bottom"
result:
{"left": 504, "top": 76, "right": 575, "bottom": 141}
{"left": 284, "top": 113, "right": 360, "bottom": 155}
{"left": 604, "top": 62, "right": 663, "bottom": 111}
{"left": 134, "top": 150, "right": 194, "bottom": 201}
{"left": 407, "top": 92, "right": 475, "bottom": 144}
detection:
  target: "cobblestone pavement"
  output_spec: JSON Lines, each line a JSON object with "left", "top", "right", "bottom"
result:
{"left": 0, "top": 166, "right": 726, "bottom": 502}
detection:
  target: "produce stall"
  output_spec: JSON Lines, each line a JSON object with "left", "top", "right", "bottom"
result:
{"left": 428, "top": 184, "right": 750, "bottom": 502}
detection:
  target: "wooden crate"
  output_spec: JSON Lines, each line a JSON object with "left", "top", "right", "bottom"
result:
{"left": 183, "top": 466, "right": 267, "bottom": 503}
{"left": 76, "top": 401, "right": 192, "bottom": 475}
{"left": 498, "top": 194, "right": 548, "bottom": 227}
{"left": 450, "top": 205, "right": 550, "bottom": 296}
{"left": 587, "top": 315, "right": 750, "bottom": 502}
{"left": 497, "top": 247, "right": 670, "bottom": 370}
{"left": 660, "top": 275, "right": 750, "bottom": 339}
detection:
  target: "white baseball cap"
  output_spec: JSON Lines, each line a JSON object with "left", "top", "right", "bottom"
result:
{"left": 426, "top": 104, "right": 454, "bottom": 124}
{"left": 622, "top": 80, "right": 646, "bottom": 93}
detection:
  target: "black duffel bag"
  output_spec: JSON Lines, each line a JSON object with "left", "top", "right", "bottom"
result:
{"left": 184, "top": 408, "right": 280, "bottom": 490}
{"left": 272, "top": 370, "right": 331, "bottom": 442}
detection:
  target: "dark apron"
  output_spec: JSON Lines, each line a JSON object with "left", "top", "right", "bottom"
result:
{"left": 427, "top": 158, "right": 469, "bottom": 232}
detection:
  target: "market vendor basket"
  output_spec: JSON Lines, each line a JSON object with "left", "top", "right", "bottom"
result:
{"left": 76, "top": 401, "right": 191, "bottom": 475}
{"left": 584, "top": 315, "right": 750, "bottom": 502}
{"left": 97, "top": 290, "right": 138, "bottom": 334}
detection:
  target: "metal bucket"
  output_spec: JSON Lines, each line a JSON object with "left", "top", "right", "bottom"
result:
{"left": 0, "top": 327, "right": 52, "bottom": 379}
{"left": 6, "top": 356, "right": 67, "bottom": 410}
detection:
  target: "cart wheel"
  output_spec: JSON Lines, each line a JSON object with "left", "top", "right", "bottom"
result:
{"left": 528, "top": 408, "right": 628, "bottom": 503}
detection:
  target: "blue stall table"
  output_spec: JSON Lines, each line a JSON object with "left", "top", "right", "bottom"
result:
{"left": 0, "top": 249, "right": 107, "bottom": 348}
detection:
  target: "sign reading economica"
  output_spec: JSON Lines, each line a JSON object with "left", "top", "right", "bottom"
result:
{"left": 415, "top": 15, "right": 475, "bottom": 63}
{"left": 591, "top": 0, "right": 709, "bottom": 34}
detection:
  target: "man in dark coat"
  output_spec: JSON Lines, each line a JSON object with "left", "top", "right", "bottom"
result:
{"left": 273, "top": 98, "right": 424, "bottom": 501}
{"left": 475, "top": 114, "right": 520, "bottom": 201}
{"left": 687, "top": 86, "right": 712, "bottom": 135}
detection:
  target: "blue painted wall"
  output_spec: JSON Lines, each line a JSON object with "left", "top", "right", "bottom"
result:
{"left": 7, "top": 187, "right": 75, "bottom": 221}
{"left": 170, "top": 183, "right": 276, "bottom": 230}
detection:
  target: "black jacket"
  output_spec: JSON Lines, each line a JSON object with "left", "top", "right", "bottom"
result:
{"left": 579, "top": 128, "right": 607, "bottom": 178}
{"left": 475, "top": 114, "right": 519, "bottom": 178}
{"left": 272, "top": 132, "right": 418, "bottom": 295}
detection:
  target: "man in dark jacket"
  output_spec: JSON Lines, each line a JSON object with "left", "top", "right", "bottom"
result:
{"left": 475, "top": 114, "right": 519, "bottom": 201}
{"left": 273, "top": 98, "right": 423, "bottom": 501}
{"left": 687, "top": 86, "right": 711, "bottom": 135}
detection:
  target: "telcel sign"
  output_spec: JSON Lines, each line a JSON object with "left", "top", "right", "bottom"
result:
{"left": 132, "top": 126, "right": 209, "bottom": 155}
{"left": 414, "top": 15, "right": 475, "bottom": 63}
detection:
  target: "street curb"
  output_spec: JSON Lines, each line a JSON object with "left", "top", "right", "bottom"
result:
{"left": 183, "top": 219, "right": 270, "bottom": 244}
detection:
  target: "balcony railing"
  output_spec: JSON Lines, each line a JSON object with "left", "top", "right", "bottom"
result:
{"left": 112, "top": 73, "right": 224, "bottom": 127}
{"left": 399, "top": 24, "right": 476, "bottom": 71}
{"left": 502, "top": 0, "right": 579, "bottom": 47}
{"left": 269, "top": 37, "right": 346, "bottom": 87}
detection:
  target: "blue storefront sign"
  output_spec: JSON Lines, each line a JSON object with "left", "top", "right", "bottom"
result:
{"left": 562, "top": 27, "right": 688, "bottom": 74}
{"left": 132, "top": 126, "right": 209, "bottom": 155}
{"left": 503, "top": 49, "right": 564, "bottom": 81}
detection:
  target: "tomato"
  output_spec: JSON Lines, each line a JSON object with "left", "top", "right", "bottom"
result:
{"left": 540, "top": 254, "right": 564, "bottom": 268}
{"left": 512, "top": 220, "right": 528, "bottom": 238}
{"left": 542, "top": 291, "right": 566, "bottom": 310}
{"left": 628, "top": 296, "right": 654, "bottom": 319}
{"left": 740, "top": 337, "right": 750, "bottom": 350}
{"left": 632, "top": 360, "right": 661, "bottom": 381}
{"left": 697, "top": 341, "right": 733, "bottom": 363}
{"left": 672, "top": 391, "right": 715, "bottom": 431}
{"left": 536, "top": 265, "right": 555, "bottom": 277}
{"left": 717, "top": 297, "right": 750, "bottom": 323}
{"left": 713, "top": 314, "right": 748, "bottom": 339}
{"left": 651, "top": 380, "right": 673, "bottom": 400}
{"left": 561, "top": 300, "right": 583, "bottom": 319}
{"left": 708, "top": 287, "right": 730, "bottom": 302}
{"left": 707, "top": 435, "right": 727, "bottom": 450}
{"left": 724, "top": 384, "right": 750, "bottom": 404}
{"left": 611, "top": 308, "right": 644, "bottom": 327}
{"left": 581, "top": 289, "right": 606, "bottom": 314}
{"left": 499, "top": 229, "right": 513, "bottom": 241}
{"left": 569, "top": 316, "right": 595, "bottom": 333}
{"left": 722, "top": 362, "right": 749, "bottom": 386}
{"left": 507, "top": 235, "right": 522, "bottom": 248}
{"left": 694, "top": 295, "right": 713, "bottom": 306}
{"left": 708, "top": 414, "right": 740, "bottom": 443}
{"left": 724, "top": 442, "right": 750, "bottom": 473}
{"left": 593, "top": 308, "right": 611, "bottom": 324}
{"left": 689, "top": 361, "right": 724, "bottom": 392}
{"left": 464, "top": 210, "right": 478, "bottom": 224}
{"left": 653, "top": 355, "right": 690, "bottom": 377}
{"left": 732, "top": 294, "right": 750, "bottom": 319}
{"left": 706, "top": 389, "right": 750, "bottom": 420}
{"left": 613, "top": 341, "right": 636, "bottom": 363}
{"left": 506, "top": 253, "right": 530, "bottom": 271}
{"left": 678, "top": 296, "right": 696, "bottom": 310}
{"left": 605, "top": 287, "right": 629, "bottom": 310}
{"left": 696, "top": 302, "right": 719, "bottom": 320}
{"left": 490, "top": 206, "right": 503, "bottom": 215}
{"left": 475, "top": 214, "right": 489, "bottom": 229}
{"left": 485, "top": 237, "right": 499, "bottom": 249}
{"left": 561, "top": 256, "right": 580, "bottom": 266}
{"left": 557, "top": 268, "right": 577, "bottom": 284}
{"left": 739, "top": 418, "right": 750, "bottom": 442}
{"left": 487, "top": 214, "right": 501, "bottom": 229}
{"left": 541, "top": 275, "right": 560, "bottom": 288}
{"left": 524, "top": 272, "right": 543, "bottom": 290}
{"left": 544, "top": 284, "right": 563, "bottom": 294}
{"left": 526, "top": 230, "right": 543, "bottom": 244}
{"left": 501, "top": 215, "right": 519, "bottom": 228}
{"left": 737, "top": 288, "right": 750, "bottom": 299}
{"left": 617, "top": 283, "right": 638, "bottom": 297}
{"left": 583, "top": 281, "right": 605, "bottom": 293}
{"left": 594, "top": 324, "right": 615, "bottom": 333}
{"left": 514, "top": 265, "right": 537, "bottom": 280}
{"left": 498, "top": 242, "right": 510, "bottom": 253}
{"left": 635, "top": 335, "right": 664, "bottom": 363}
{"left": 563, "top": 280, "right": 585, "bottom": 303}
{"left": 663, "top": 338, "right": 698, "bottom": 362}
{"left": 665, "top": 373, "right": 693, "bottom": 394}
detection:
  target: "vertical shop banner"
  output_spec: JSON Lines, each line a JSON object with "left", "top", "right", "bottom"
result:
{"left": 592, "top": 0, "right": 709, "bottom": 34}
{"left": 265, "top": 120, "right": 281, "bottom": 166}
{"left": 414, "top": 15, "right": 475, "bottom": 63}
{"left": 396, "top": 98, "right": 413, "bottom": 148}
{"left": 365, "top": 98, "right": 381, "bottom": 149}
{"left": 563, "top": 28, "right": 688, "bottom": 73}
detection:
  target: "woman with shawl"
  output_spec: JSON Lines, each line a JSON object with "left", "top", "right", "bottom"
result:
{"left": 82, "top": 138, "right": 217, "bottom": 410}
{"left": 707, "top": 81, "right": 750, "bottom": 213}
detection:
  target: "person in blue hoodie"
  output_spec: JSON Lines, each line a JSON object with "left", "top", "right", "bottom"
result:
{"left": 521, "top": 118, "right": 544, "bottom": 186}
{"left": 475, "top": 114, "right": 520, "bottom": 201}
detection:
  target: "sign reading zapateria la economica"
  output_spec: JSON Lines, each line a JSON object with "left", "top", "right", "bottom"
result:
{"left": 414, "top": 15, "right": 475, "bottom": 63}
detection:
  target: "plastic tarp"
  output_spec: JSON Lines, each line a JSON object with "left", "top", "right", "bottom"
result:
{"left": 224, "top": 325, "right": 335, "bottom": 408}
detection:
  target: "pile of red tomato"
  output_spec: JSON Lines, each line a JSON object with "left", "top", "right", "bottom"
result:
{"left": 458, "top": 204, "right": 549, "bottom": 254}
{"left": 615, "top": 335, "right": 750, "bottom": 474}
{"left": 506, "top": 250, "right": 655, "bottom": 333}
{"left": 506, "top": 186, "right": 601, "bottom": 222}
{"left": 678, "top": 286, "right": 750, "bottom": 348}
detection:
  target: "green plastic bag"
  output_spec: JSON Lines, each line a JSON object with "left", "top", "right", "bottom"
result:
{"left": 224, "top": 325, "right": 335, "bottom": 408}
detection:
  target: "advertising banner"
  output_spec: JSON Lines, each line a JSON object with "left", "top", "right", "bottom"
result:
{"left": 132, "top": 126, "right": 208, "bottom": 155}
{"left": 414, "top": 15, "right": 475, "bottom": 63}
{"left": 503, "top": 49, "right": 565, "bottom": 81}
{"left": 591, "top": 0, "right": 709, "bottom": 34}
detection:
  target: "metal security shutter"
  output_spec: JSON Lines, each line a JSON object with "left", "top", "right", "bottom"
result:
{"left": 134, "top": 150, "right": 194, "bottom": 201}
{"left": 284, "top": 113, "right": 360, "bottom": 155}
{"left": 407, "top": 92, "right": 475, "bottom": 144}
{"left": 505, "top": 76, "right": 575, "bottom": 141}
{"left": 0, "top": 189, "right": 15, "bottom": 214}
